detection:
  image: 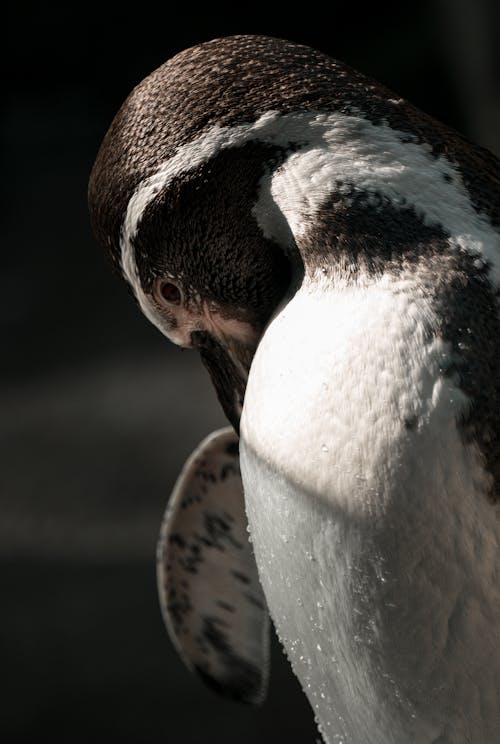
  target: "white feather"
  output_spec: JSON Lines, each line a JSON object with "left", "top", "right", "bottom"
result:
{"left": 240, "top": 273, "right": 500, "bottom": 743}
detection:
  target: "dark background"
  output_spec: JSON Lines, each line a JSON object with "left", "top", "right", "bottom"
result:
{"left": 3, "top": 2, "right": 499, "bottom": 742}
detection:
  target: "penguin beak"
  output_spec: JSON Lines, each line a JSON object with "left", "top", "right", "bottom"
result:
{"left": 191, "top": 330, "right": 257, "bottom": 435}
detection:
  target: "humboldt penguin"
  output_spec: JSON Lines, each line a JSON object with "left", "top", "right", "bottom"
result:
{"left": 88, "top": 35, "right": 500, "bottom": 743}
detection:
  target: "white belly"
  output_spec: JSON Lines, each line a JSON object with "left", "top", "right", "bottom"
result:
{"left": 240, "top": 276, "right": 500, "bottom": 743}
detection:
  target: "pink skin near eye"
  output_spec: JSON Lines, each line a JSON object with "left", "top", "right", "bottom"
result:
{"left": 152, "top": 278, "right": 258, "bottom": 353}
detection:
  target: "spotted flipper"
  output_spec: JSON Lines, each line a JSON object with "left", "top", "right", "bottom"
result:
{"left": 157, "top": 427, "right": 270, "bottom": 704}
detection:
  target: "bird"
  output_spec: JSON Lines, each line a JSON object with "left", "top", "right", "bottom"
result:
{"left": 88, "top": 35, "right": 500, "bottom": 743}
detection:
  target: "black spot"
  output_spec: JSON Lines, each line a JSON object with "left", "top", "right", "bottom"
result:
{"left": 203, "top": 512, "right": 242, "bottom": 551}
{"left": 220, "top": 462, "right": 238, "bottom": 481}
{"left": 181, "top": 493, "right": 200, "bottom": 509}
{"left": 169, "top": 533, "right": 186, "bottom": 549}
{"left": 193, "top": 616, "right": 263, "bottom": 704}
{"left": 201, "top": 616, "right": 229, "bottom": 648}
{"left": 225, "top": 440, "right": 239, "bottom": 457}
{"left": 179, "top": 540, "right": 204, "bottom": 574}
{"left": 204, "top": 512, "right": 229, "bottom": 539}
{"left": 216, "top": 600, "right": 236, "bottom": 613}
{"left": 404, "top": 415, "right": 418, "bottom": 431}
{"left": 244, "top": 592, "right": 265, "bottom": 611}
{"left": 167, "top": 590, "right": 193, "bottom": 630}
{"left": 199, "top": 470, "right": 217, "bottom": 483}
{"left": 231, "top": 570, "right": 250, "bottom": 585}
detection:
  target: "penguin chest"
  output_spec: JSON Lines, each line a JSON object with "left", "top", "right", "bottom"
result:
{"left": 240, "top": 443, "right": 398, "bottom": 743}
{"left": 239, "top": 280, "right": 500, "bottom": 744}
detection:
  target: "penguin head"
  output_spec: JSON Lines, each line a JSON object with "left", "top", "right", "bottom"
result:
{"left": 125, "top": 137, "right": 292, "bottom": 343}
{"left": 89, "top": 34, "right": 403, "bottom": 429}
{"left": 88, "top": 36, "right": 317, "bottom": 430}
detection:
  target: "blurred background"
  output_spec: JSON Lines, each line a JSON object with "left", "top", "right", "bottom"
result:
{"left": 3, "top": 2, "right": 499, "bottom": 742}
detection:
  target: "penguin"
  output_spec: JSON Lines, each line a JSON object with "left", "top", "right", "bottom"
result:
{"left": 88, "top": 35, "right": 500, "bottom": 743}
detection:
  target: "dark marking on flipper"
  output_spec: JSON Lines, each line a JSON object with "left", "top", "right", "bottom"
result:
{"left": 157, "top": 427, "right": 270, "bottom": 705}
{"left": 192, "top": 616, "right": 263, "bottom": 702}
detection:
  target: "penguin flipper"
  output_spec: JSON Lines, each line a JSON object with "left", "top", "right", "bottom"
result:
{"left": 157, "top": 426, "right": 270, "bottom": 704}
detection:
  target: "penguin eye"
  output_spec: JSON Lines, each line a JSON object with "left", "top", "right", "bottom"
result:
{"left": 159, "top": 281, "right": 182, "bottom": 305}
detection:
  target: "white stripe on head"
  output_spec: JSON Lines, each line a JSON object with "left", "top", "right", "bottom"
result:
{"left": 120, "top": 110, "right": 500, "bottom": 325}
{"left": 120, "top": 111, "right": 284, "bottom": 309}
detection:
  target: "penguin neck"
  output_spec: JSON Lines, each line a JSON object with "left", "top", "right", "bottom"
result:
{"left": 250, "top": 108, "right": 500, "bottom": 287}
